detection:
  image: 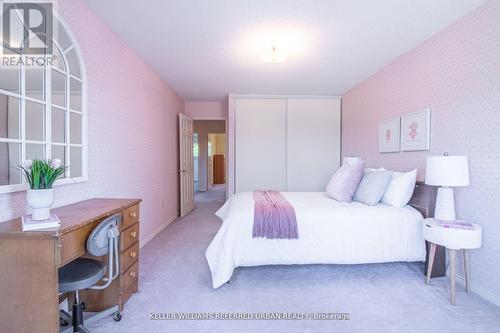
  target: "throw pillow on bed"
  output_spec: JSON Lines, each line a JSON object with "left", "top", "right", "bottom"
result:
{"left": 343, "top": 157, "right": 364, "bottom": 166}
{"left": 353, "top": 170, "right": 394, "bottom": 206}
{"left": 381, "top": 169, "right": 417, "bottom": 208}
{"left": 325, "top": 162, "right": 365, "bottom": 202}
{"left": 365, "top": 167, "right": 385, "bottom": 172}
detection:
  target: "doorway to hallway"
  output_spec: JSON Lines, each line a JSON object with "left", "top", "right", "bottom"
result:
{"left": 192, "top": 120, "right": 226, "bottom": 198}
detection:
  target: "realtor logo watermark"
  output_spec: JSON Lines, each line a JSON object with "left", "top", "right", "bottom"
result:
{"left": 1, "top": 1, "right": 55, "bottom": 66}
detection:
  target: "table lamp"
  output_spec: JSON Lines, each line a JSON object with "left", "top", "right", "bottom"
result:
{"left": 425, "top": 154, "right": 469, "bottom": 220}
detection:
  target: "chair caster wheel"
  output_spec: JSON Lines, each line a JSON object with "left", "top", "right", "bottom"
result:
{"left": 113, "top": 312, "right": 122, "bottom": 321}
{"left": 81, "top": 302, "right": 87, "bottom": 310}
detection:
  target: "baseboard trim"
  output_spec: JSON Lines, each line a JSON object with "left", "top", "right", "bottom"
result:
{"left": 447, "top": 266, "right": 500, "bottom": 307}
{"left": 469, "top": 283, "right": 500, "bottom": 307}
{"left": 139, "top": 215, "right": 178, "bottom": 249}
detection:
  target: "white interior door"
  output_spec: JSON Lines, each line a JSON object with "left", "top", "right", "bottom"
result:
{"left": 286, "top": 98, "right": 341, "bottom": 191}
{"left": 235, "top": 98, "right": 287, "bottom": 192}
{"left": 179, "top": 113, "right": 194, "bottom": 217}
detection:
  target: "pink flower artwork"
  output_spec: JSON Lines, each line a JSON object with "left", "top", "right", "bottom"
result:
{"left": 385, "top": 129, "right": 391, "bottom": 143}
{"left": 409, "top": 121, "right": 418, "bottom": 139}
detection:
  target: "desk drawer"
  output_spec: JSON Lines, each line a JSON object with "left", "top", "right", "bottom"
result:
{"left": 59, "top": 221, "right": 98, "bottom": 267}
{"left": 120, "top": 277, "right": 138, "bottom": 311}
{"left": 122, "top": 204, "right": 140, "bottom": 230}
{"left": 121, "top": 260, "right": 139, "bottom": 292}
{"left": 120, "top": 241, "right": 139, "bottom": 274}
{"left": 121, "top": 223, "right": 139, "bottom": 251}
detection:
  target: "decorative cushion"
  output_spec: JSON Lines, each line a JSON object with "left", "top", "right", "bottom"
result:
{"left": 343, "top": 157, "right": 364, "bottom": 166}
{"left": 353, "top": 170, "right": 394, "bottom": 206}
{"left": 325, "top": 162, "right": 365, "bottom": 202}
{"left": 381, "top": 169, "right": 417, "bottom": 208}
{"left": 365, "top": 167, "right": 386, "bottom": 172}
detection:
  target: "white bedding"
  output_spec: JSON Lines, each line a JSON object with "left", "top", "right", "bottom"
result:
{"left": 205, "top": 191, "right": 426, "bottom": 288}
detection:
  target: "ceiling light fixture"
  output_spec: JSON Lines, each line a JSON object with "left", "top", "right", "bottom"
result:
{"left": 260, "top": 42, "right": 288, "bottom": 63}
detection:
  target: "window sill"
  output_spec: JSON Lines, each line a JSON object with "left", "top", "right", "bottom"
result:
{"left": 0, "top": 176, "right": 88, "bottom": 195}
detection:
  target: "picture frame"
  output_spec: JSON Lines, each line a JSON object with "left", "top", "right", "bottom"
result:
{"left": 378, "top": 117, "right": 401, "bottom": 153}
{"left": 401, "top": 108, "right": 431, "bottom": 151}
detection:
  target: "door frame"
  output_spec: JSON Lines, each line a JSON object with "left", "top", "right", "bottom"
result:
{"left": 187, "top": 116, "right": 227, "bottom": 197}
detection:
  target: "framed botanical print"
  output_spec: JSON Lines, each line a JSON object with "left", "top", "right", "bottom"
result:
{"left": 378, "top": 117, "right": 400, "bottom": 153}
{"left": 401, "top": 108, "right": 431, "bottom": 151}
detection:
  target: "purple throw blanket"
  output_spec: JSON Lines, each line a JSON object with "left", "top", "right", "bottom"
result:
{"left": 253, "top": 190, "right": 298, "bottom": 239}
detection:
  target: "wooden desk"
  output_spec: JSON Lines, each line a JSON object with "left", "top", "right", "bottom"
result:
{"left": 0, "top": 198, "right": 142, "bottom": 333}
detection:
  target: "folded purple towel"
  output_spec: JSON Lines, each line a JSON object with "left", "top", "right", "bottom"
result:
{"left": 253, "top": 190, "right": 298, "bottom": 239}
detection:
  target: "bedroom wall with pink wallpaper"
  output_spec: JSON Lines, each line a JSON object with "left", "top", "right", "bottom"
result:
{"left": 342, "top": 0, "right": 500, "bottom": 305}
{"left": 0, "top": 0, "right": 185, "bottom": 244}
{"left": 185, "top": 100, "right": 228, "bottom": 119}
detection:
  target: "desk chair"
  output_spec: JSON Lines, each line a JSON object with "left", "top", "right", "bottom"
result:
{"left": 59, "top": 214, "right": 122, "bottom": 333}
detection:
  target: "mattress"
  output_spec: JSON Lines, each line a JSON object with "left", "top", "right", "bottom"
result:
{"left": 206, "top": 191, "right": 426, "bottom": 288}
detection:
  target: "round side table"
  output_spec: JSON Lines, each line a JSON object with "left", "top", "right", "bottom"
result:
{"left": 423, "top": 218, "right": 482, "bottom": 305}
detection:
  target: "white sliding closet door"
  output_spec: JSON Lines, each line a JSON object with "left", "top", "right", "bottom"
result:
{"left": 235, "top": 98, "right": 287, "bottom": 192}
{"left": 286, "top": 98, "right": 341, "bottom": 191}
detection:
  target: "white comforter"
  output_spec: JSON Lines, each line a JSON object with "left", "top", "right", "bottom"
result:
{"left": 206, "top": 192, "right": 426, "bottom": 288}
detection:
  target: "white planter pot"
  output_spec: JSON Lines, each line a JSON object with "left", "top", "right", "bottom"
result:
{"left": 27, "top": 189, "right": 55, "bottom": 221}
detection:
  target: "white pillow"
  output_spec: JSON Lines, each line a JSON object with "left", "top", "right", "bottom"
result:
{"left": 365, "top": 167, "right": 386, "bottom": 172}
{"left": 353, "top": 170, "right": 394, "bottom": 206}
{"left": 343, "top": 157, "right": 364, "bottom": 166}
{"left": 381, "top": 169, "right": 417, "bottom": 208}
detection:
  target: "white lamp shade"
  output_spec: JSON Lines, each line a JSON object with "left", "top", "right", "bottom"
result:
{"left": 425, "top": 155, "right": 470, "bottom": 187}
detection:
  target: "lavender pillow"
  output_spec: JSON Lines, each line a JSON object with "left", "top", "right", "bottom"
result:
{"left": 325, "top": 162, "right": 365, "bottom": 202}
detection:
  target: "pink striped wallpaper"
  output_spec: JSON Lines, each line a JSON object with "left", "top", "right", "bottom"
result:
{"left": 342, "top": 0, "right": 500, "bottom": 305}
{"left": 0, "top": 0, "right": 185, "bottom": 244}
{"left": 185, "top": 101, "right": 228, "bottom": 119}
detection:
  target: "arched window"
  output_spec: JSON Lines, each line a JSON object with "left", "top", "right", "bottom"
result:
{"left": 0, "top": 15, "right": 87, "bottom": 193}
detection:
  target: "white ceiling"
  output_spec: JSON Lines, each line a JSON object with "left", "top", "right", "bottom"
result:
{"left": 84, "top": 0, "right": 486, "bottom": 101}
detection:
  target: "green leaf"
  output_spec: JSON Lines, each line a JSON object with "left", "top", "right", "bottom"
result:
{"left": 18, "top": 158, "right": 69, "bottom": 189}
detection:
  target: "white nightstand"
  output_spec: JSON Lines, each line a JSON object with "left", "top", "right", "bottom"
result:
{"left": 423, "top": 218, "right": 482, "bottom": 305}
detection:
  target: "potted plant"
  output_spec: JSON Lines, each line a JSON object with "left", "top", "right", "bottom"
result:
{"left": 19, "top": 159, "right": 66, "bottom": 220}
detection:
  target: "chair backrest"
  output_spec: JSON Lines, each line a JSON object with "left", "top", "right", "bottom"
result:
{"left": 87, "top": 214, "right": 121, "bottom": 256}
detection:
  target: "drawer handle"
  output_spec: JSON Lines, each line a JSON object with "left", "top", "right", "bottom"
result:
{"left": 130, "top": 231, "right": 137, "bottom": 239}
{"left": 129, "top": 271, "right": 136, "bottom": 278}
{"left": 130, "top": 211, "right": 137, "bottom": 218}
{"left": 130, "top": 251, "right": 137, "bottom": 258}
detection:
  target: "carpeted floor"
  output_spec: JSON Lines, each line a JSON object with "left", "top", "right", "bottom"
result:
{"left": 88, "top": 185, "right": 500, "bottom": 333}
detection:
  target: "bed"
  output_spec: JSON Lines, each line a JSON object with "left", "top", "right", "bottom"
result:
{"left": 205, "top": 182, "right": 438, "bottom": 288}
